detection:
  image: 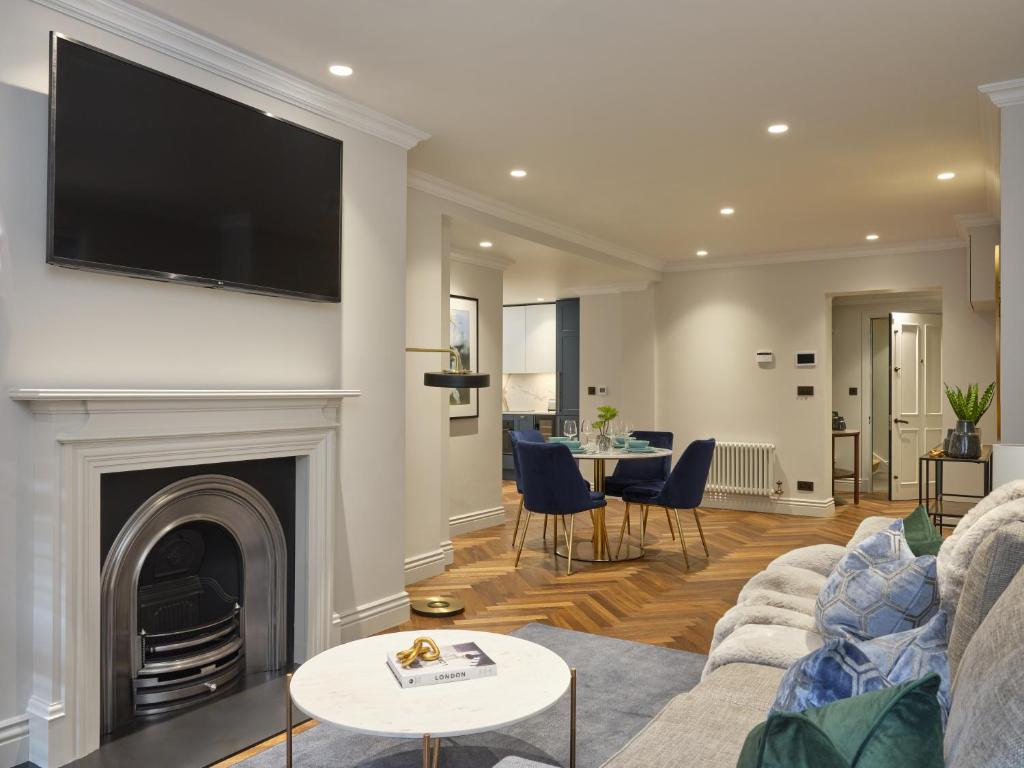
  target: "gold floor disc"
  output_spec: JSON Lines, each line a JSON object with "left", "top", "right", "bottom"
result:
{"left": 410, "top": 596, "right": 466, "bottom": 617}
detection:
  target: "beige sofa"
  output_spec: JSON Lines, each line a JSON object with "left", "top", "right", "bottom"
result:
{"left": 496, "top": 484, "right": 1024, "bottom": 768}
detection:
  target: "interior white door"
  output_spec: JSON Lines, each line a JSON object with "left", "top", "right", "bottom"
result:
{"left": 890, "top": 312, "right": 943, "bottom": 500}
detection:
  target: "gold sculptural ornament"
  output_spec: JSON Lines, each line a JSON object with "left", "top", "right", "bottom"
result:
{"left": 395, "top": 636, "right": 441, "bottom": 668}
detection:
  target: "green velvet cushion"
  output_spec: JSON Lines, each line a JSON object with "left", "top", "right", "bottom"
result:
{"left": 903, "top": 505, "right": 943, "bottom": 557}
{"left": 737, "top": 674, "right": 944, "bottom": 768}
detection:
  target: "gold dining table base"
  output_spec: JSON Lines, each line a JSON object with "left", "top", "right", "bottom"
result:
{"left": 553, "top": 458, "right": 645, "bottom": 562}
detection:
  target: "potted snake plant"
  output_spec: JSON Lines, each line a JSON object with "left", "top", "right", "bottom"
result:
{"left": 944, "top": 382, "right": 995, "bottom": 459}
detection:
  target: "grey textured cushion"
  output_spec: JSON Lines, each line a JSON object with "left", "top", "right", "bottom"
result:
{"left": 603, "top": 663, "right": 784, "bottom": 768}
{"left": 945, "top": 568, "right": 1024, "bottom": 768}
{"left": 947, "top": 522, "right": 1024, "bottom": 679}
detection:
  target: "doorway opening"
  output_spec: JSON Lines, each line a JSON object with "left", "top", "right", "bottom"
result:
{"left": 831, "top": 291, "right": 942, "bottom": 502}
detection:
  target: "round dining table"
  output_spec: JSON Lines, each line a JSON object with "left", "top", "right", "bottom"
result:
{"left": 557, "top": 445, "right": 673, "bottom": 563}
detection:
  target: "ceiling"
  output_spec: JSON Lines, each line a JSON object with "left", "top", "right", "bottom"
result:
{"left": 448, "top": 218, "right": 648, "bottom": 304}
{"left": 137, "top": 0, "right": 1024, "bottom": 265}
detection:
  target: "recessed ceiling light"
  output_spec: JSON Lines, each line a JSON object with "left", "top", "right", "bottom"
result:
{"left": 509, "top": 169, "right": 527, "bottom": 178}
{"left": 479, "top": 241, "right": 493, "bottom": 248}
{"left": 696, "top": 250, "right": 709, "bottom": 257}
{"left": 865, "top": 233, "right": 880, "bottom": 241}
{"left": 767, "top": 123, "right": 789, "bottom": 134}
{"left": 720, "top": 207, "right": 735, "bottom": 216}
{"left": 328, "top": 64, "right": 353, "bottom": 77}
{"left": 536, "top": 297, "right": 545, "bottom": 302}
{"left": 264, "top": 111, "right": 274, "bottom": 117}
{"left": 937, "top": 171, "right": 956, "bottom": 181}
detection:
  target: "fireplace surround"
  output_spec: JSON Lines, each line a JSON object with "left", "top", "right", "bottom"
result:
{"left": 12, "top": 389, "right": 360, "bottom": 768}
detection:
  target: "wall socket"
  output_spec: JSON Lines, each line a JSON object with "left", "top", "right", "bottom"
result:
{"left": 597, "top": 386, "right": 608, "bottom": 395}
{"left": 797, "top": 385, "right": 814, "bottom": 397}
{"left": 796, "top": 480, "right": 814, "bottom": 492}
{"left": 849, "top": 387, "right": 858, "bottom": 396}
{"left": 587, "top": 386, "right": 596, "bottom": 395}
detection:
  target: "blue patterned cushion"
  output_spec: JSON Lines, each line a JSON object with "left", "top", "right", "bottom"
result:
{"left": 773, "top": 611, "right": 951, "bottom": 718}
{"left": 816, "top": 521, "right": 939, "bottom": 640}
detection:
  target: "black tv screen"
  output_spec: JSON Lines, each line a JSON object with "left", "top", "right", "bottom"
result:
{"left": 47, "top": 34, "right": 342, "bottom": 302}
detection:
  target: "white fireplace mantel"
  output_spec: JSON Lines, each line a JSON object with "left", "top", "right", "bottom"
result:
{"left": 12, "top": 388, "right": 360, "bottom": 768}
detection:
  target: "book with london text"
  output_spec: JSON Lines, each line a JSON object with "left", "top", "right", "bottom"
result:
{"left": 386, "top": 641, "right": 497, "bottom": 689}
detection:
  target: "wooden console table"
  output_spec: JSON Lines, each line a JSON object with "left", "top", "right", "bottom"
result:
{"left": 832, "top": 430, "right": 861, "bottom": 505}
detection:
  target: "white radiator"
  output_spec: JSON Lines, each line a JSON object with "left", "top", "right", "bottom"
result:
{"left": 706, "top": 442, "right": 776, "bottom": 497}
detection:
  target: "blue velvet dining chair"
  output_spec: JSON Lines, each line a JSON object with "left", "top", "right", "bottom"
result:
{"left": 508, "top": 429, "right": 546, "bottom": 544}
{"left": 617, "top": 438, "right": 716, "bottom": 568}
{"left": 603, "top": 430, "right": 675, "bottom": 540}
{"left": 516, "top": 441, "right": 607, "bottom": 575}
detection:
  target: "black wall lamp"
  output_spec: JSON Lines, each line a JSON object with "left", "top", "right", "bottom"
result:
{"left": 405, "top": 346, "right": 490, "bottom": 389}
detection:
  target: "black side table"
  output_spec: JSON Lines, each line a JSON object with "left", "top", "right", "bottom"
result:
{"left": 918, "top": 446, "right": 993, "bottom": 532}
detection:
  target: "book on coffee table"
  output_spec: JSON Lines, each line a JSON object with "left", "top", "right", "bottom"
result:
{"left": 386, "top": 641, "right": 497, "bottom": 688}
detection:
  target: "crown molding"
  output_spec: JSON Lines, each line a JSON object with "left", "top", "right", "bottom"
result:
{"left": 663, "top": 238, "right": 965, "bottom": 273}
{"left": 954, "top": 212, "right": 999, "bottom": 241}
{"left": 449, "top": 248, "right": 514, "bottom": 271}
{"left": 979, "top": 78, "right": 1024, "bottom": 109}
{"left": 408, "top": 170, "right": 665, "bottom": 272}
{"left": 569, "top": 281, "right": 653, "bottom": 296}
{"left": 33, "top": 0, "right": 429, "bottom": 149}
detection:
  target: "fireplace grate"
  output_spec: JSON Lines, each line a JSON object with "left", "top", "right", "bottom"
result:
{"left": 134, "top": 575, "right": 244, "bottom": 717}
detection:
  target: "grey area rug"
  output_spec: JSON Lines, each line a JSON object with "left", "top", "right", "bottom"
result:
{"left": 238, "top": 622, "right": 706, "bottom": 768}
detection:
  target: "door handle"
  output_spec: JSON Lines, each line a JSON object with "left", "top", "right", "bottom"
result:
{"left": 894, "top": 418, "right": 909, "bottom": 425}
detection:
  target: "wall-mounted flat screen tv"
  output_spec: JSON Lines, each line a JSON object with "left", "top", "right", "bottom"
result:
{"left": 47, "top": 34, "right": 342, "bottom": 302}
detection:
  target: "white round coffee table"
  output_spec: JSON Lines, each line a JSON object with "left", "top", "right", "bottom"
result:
{"left": 288, "top": 629, "right": 575, "bottom": 766}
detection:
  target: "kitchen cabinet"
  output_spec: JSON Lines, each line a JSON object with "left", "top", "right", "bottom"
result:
{"left": 556, "top": 298, "right": 580, "bottom": 433}
{"left": 503, "top": 303, "right": 555, "bottom": 373}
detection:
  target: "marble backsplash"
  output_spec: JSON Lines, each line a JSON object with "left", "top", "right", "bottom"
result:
{"left": 503, "top": 373, "right": 557, "bottom": 412}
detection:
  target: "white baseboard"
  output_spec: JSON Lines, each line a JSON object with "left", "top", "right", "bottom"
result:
{"left": 441, "top": 539, "right": 455, "bottom": 565}
{"left": 0, "top": 713, "right": 29, "bottom": 768}
{"left": 449, "top": 505, "right": 506, "bottom": 535}
{"left": 331, "top": 591, "right": 410, "bottom": 644}
{"left": 404, "top": 547, "right": 446, "bottom": 584}
{"left": 701, "top": 493, "right": 836, "bottom": 517}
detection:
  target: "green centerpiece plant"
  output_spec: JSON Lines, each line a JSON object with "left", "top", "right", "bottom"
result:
{"left": 592, "top": 406, "right": 619, "bottom": 451}
{"left": 943, "top": 382, "right": 994, "bottom": 459}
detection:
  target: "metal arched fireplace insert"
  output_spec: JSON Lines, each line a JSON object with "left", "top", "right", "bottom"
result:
{"left": 100, "top": 475, "right": 288, "bottom": 734}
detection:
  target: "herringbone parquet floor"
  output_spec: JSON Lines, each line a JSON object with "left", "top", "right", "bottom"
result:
{"left": 214, "top": 484, "right": 911, "bottom": 766}
{"left": 397, "top": 483, "right": 912, "bottom": 654}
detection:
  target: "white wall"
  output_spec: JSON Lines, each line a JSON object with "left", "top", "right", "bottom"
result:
{"left": 0, "top": 2, "right": 410, "bottom": 762}
{"left": 1000, "top": 102, "right": 1024, "bottom": 442}
{"left": 405, "top": 190, "right": 451, "bottom": 582}
{"left": 578, "top": 289, "right": 657, "bottom": 482}
{"left": 655, "top": 247, "right": 995, "bottom": 515}
{"left": 449, "top": 260, "right": 504, "bottom": 534}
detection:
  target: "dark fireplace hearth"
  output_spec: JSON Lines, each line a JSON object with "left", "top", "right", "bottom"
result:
{"left": 101, "top": 470, "right": 292, "bottom": 734}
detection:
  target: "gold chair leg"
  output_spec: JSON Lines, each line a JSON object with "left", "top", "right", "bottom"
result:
{"left": 515, "top": 512, "right": 533, "bottom": 567}
{"left": 665, "top": 507, "right": 676, "bottom": 540}
{"left": 616, "top": 502, "right": 631, "bottom": 558}
{"left": 641, "top": 505, "right": 648, "bottom": 553}
{"left": 693, "top": 508, "right": 709, "bottom": 556}
{"left": 285, "top": 672, "right": 293, "bottom": 768}
{"left": 671, "top": 508, "right": 691, "bottom": 569}
{"left": 566, "top": 515, "right": 575, "bottom": 575}
{"left": 512, "top": 495, "right": 525, "bottom": 543}
{"left": 543, "top": 514, "right": 549, "bottom": 541}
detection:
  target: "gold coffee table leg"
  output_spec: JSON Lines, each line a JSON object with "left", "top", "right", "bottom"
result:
{"left": 285, "top": 673, "right": 293, "bottom": 768}
{"left": 570, "top": 667, "right": 577, "bottom": 768}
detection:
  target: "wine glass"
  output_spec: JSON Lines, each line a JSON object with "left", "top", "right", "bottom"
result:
{"left": 563, "top": 419, "right": 577, "bottom": 441}
{"left": 580, "top": 421, "right": 593, "bottom": 450}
